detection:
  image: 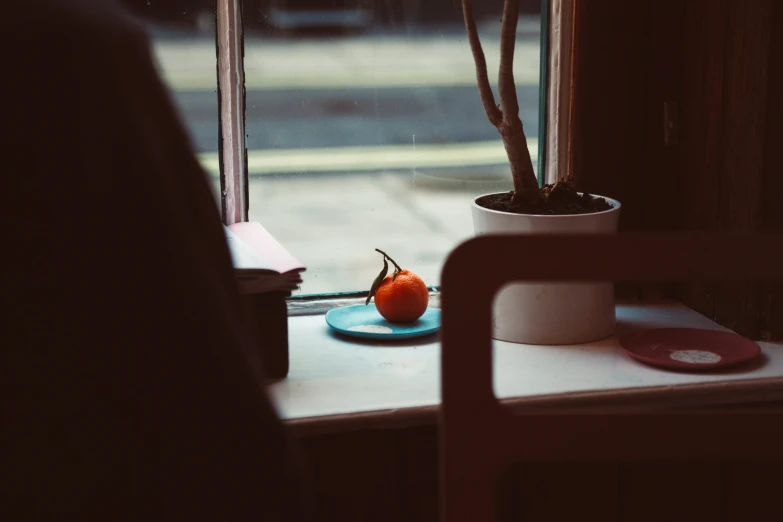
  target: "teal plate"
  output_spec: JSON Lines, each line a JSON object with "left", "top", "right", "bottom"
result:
{"left": 325, "top": 304, "right": 440, "bottom": 340}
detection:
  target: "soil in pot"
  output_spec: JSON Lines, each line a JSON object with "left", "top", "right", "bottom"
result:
{"left": 476, "top": 180, "right": 612, "bottom": 215}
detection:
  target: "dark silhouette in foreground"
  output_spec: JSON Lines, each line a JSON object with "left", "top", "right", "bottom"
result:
{"left": 2, "top": 1, "right": 308, "bottom": 519}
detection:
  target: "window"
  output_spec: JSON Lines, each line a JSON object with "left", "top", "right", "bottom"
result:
{"left": 131, "top": 0, "right": 222, "bottom": 202}
{"left": 136, "top": 0, "right": 548, "bottom": 296}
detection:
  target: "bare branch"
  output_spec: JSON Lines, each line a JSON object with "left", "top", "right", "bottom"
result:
{"left": 498, "top": 0, "right": 539, "bottom": 202}
{"left": 504, "top": 133, "right": 542, "bottom": 200}
{"left": 499, "top": 0, "right": 521, "bottom": 126}
{"left": 461, "top": 0, "right": 502, "bottom": 126}
{"left": 461, "top": 0, "right": 541, "bottom": 203}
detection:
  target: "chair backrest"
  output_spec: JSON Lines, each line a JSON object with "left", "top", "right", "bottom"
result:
{"left": 439, "top": 233, "right": 783, "bottom": 522}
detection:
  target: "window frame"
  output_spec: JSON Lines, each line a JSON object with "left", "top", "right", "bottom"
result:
{"left": 216, "top": 0, "right": 247, "bottom": 225}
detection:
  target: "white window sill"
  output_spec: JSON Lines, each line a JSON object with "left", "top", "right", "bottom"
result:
{"left": 270, "top": 300, "right": 783, "bottom": 435}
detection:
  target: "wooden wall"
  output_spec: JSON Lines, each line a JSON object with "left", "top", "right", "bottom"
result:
{"left": 760, "top": 0, "right": 783, "bottom": 340}
{"left": 571, "top": 0, "right": 782, "bottom": 339}
{"left": 299, "top": 426, "right": 439, "bottom": 522}
{"left": 679, "top": 0, "right": 776, "bottom": 339}
{"left": 296, "top": 423, "right": 783, "bottom": 522}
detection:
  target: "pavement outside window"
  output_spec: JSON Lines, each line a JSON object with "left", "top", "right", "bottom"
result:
{"left": 146, "top": 5, "right": 541, "bottom": 295}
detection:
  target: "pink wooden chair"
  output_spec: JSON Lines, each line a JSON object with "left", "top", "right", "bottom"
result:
{"left": 439, "top": 233, "right": 783, "bottom": 522}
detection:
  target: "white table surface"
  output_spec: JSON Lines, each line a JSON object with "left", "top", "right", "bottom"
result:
{"left": 270, "top": 301, "right": 783, "bottom": 431}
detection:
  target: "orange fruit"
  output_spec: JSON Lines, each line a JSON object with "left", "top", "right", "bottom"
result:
{"left": 374, "top": 269, "right": 429, "bottom": 323}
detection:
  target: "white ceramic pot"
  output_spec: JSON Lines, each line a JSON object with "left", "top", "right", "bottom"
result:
{"left": 471, "top": 193, "right": 621, "bottom": 345}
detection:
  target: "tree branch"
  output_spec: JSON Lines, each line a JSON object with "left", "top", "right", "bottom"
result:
{"left": 498, "top": 0, "right": 540, "bottom": 202}
{"left": 461, "top": 0, "right": 503, "bottom": 126}
{"left": 461, "top": 0, "right": 541, "bottom": 203}
{"left": 499, "top": 0, "right": 521, "bottom": 126}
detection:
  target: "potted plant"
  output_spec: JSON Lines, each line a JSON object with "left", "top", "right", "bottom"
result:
{"left": 461, "top": 0, "right": 621, "bottom": 345}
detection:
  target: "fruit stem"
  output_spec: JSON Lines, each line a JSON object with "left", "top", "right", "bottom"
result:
{"left": 375, "top": 248, "right": 402, "bottom": 272}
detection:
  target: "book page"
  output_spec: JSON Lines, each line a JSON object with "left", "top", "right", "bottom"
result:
{"left": 224, "top": 226, "right": 278, "bottom": 274}
{"left": 228, "top": 222, "right": 305, "bottom": 275}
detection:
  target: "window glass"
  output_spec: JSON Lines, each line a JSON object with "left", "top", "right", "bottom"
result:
{"left": 245, "top": 0, "right": 543, "bottom": 295}
{"left": 125, "top": 0, "right": 222, "bottom": 203}
{"left": 230, "top": 0, "right": 541, "bottom": 294}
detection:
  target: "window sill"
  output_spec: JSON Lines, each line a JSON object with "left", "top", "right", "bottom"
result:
{"left": 271, "top": 300, "right": 783, "bottom": 436}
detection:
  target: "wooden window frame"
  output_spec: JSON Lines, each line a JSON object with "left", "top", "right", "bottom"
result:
{"left": 216, "top": 0, "right": 247, "bottom": 225}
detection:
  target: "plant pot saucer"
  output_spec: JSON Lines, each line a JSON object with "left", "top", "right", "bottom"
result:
{"left": 618, "top": 328, "right": 761, "bottom": 371}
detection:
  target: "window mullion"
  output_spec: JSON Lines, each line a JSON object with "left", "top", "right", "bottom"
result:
{"left": 216, "top": 0, "right": 247, "bottom": 225}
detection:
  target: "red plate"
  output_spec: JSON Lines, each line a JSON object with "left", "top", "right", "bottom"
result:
{"left": 618, "top": 328, "right": 761, "bottom": 371}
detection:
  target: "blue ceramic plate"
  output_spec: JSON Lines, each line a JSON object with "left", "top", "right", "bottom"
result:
{"left": 325, "top": 304, "right": 440, "bottom": 340}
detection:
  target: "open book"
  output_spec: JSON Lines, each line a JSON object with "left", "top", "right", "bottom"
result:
{"left": 224, "top": 222, "right": 305, "bottom": 294}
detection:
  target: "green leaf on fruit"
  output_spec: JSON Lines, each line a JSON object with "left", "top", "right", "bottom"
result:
{"left": 366, "top": 257, "right": 388, "bottom": 305}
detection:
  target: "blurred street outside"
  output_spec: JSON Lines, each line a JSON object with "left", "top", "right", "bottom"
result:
{"left": 149, "top": 14, "right": 542, "bottom": 294}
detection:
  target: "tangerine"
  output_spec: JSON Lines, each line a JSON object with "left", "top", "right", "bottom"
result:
{"left": 374, "top": 269, "right": 429, "bottom": 323}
